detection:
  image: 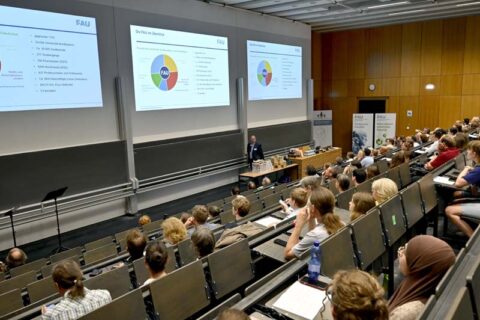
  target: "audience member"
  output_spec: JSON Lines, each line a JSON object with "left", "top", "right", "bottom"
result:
{"left": 360, "top": 148, "right": 374, "bottom": 168}
{"left": 42, "top": 260, "right": 111, "bottom": 319}
{"left": 217, "top": 308, "right": 250, "bottom": 320}
{"left": 335, "top": 174, "right": 351, "bottom": 193}
{"left": 223, "top": 195, "right": 251, "bottom": 229}
{"left": 191, "top": 227, "right": 215, "bottom": 258}
{"left": 372, "top": 178, "right": 398, "bottom": 204}
{"left": 389, "top": 235, "right": 455, "bottom": 320}
{"left": 424, "top": 135, "right": 459, "bottom": 170}
{"left": 138, "top": 214, "right": 151, "bottom": 227}
{"left": 261, "top": 177, "right": 272, "bottom": 187}
{"left": 179, "top": 212, "right": 192, "bottom": 224}
{"left": 306, "top": 165, "right": 319, "bottom": 176}
{"left": 329, "top": 270, "right": 388, "bottom": 320}
{"left": 390, "top": 151, "right": 405, "bottom": 168}
{"left": 162, "top": 217, "right": 187, "bottom": 245}
{"left": 321, "top": 164, "right": 338, "bottom": 186}
{"left": 445, "top": 141, "right": 480, "bottom": 237}
{"left": 208, "top": 205, "right": 221, "bottom": 219}
{"left": 6, "top": 248, "right": 27, "bottom": 270}
{"left": 366, "top": 164, "right": 380, "bottom": 179}
{"left": 185, "top": 205, "right": 220, "bottom": 234}
{"left": 346, "top": 152, "right": 355, "bottom": 162}
{"left": 352, "top": 168, "right": 367, "bottom": 186}
{"left": 143, "top": 241, "right": 168, "bottom": 286}
{"left": 231, "top": 185, "right": 241, "bottom": 196}
{"left": 335, "top": 156, "right": 344, "bottom": 166}
{"left": 454, "top": 133, "right": 467, "bottom": 151}
{"left": 448, "top": 126, "right": 458, "bottom": 136}
{"left": 349, "top": 192, "right": 376, "bottom": 222}
{"left": 424, "top": 129, "right": 444, "bottom": 155}
{"left": 280, "top": 187, "right": 308, "bottom": 218}
{"left": 125, "top": 229, "right": 147, "bottom": 262}
{"left": 247, "top": 181, "right": 256, "bottom": 190}
{"left": 284, "top": 187, "right": 343, "bottom": 260}
{"left": 300, "top": 175, "right": 322, "bottom": 193}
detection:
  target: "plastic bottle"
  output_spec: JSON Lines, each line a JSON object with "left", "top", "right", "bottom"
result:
{"left": 308, "top": 240, "right": 321, "bottom": 283}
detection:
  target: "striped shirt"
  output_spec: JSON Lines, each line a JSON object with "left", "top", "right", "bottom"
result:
{"left": 42, "top": 288, "right": 112, "bottom": 320}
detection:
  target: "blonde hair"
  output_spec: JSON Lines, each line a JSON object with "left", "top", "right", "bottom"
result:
{"left": 290, "top": 188, "right": 308, "bottom": 208}
{"left": 192, "top": 205, "right": 209, "bottom": 224}
{"left": 310, "top": 187, "right": 343, "bottom": 235}
{"left": 331, "top": 270, "right": 388, "bottom": 320}
{"left": 350, "top": 192, "right": 376, "bottom": 222}
{"left": 372, "top": 178, "right": 398, "bottom": 204}
{"left": 232, "top": 195, "right": 250, "bottom": 217}
{"left": 162, "top": 217, "right": 187, "bottom": 245}
{"left": 468, "top": 140, "right": 480, "bottom": 156}
{"left": 138, "top": 215, "right": 151, "bottom": 226}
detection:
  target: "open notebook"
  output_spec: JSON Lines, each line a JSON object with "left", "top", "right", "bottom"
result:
{"left": 273, "top": 281, "right": 327, "bottom": 320}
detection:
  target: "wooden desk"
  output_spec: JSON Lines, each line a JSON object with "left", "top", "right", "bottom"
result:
{"left": 239, "top": 163, "right": 298, "bottom": 180}
{"left": 289, "top": 148, "right": 342, "bottom": 178}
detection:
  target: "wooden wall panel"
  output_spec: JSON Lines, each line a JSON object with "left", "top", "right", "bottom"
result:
{"left": 401, "top": 22, "right": 422, "bottom": 76}
{"left": 420, "top": 76, "right": 441, "bottom": 96}
{"left": 347, "top": 30, "right": 365, "bottom": 79}
{"left": 382, "top": 25, "right": 402, "bottom": 77}
{"left": 439, "top": 96, "right": 462, "bottom": 128}
{"left": 365, "top": 28, "right": 384, "bottom": 78}
{"left": 400, "top": 77, "right": 420, "bottom": 96}
{"left": 331, "top": 80, "right": 348, "bottom": 97}
{"left": 332, "top": 32, "right": 348, "bottom": 79}
{"left": 441, "top": 18, "right": 466, "bottom": 75}
{"left": 312, "top": 32, "right": 322, "bottom": 109}
{"left": 321, "top": 33, "right": 333, "bottom": 81}
{"left": 397, "top": 97, "right": 419, "bottom": 136}
{"left": 421, "top": 20, "right": 443, "bottom": 76}
{"left": 463, "top": 74, "right": 480, "bottom": 95}
{"left": 462, "top": 96, "right": 480, "bottom": 117}
{"left": 464, "top": 16, "right": 480, "bottom": 74}
{"left": 348, "top": 79, "right": 364, "bottom": 97}
{"left": 383, "top": 78, "right": 400, "bottom": 96}
{"left": 441, "top": 75, "right": 463, "bottom": 95}
{"left": 418, "top": 96, "right": 440, "bottom": 130}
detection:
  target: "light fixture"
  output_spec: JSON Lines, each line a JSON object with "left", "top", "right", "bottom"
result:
{"left": 456, "top": 1, "right": 480, "bottom": 6}
{"left": 389, "top": 9, "right": 425, "bottom": 15}
{"left": 425, "top": 83, "right": 435, "bottom": 90}
{"left": 367, "top": 1, "right": 408, "bottom": 9}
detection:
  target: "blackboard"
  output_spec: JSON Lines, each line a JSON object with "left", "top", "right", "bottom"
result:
{"left": 249, "top": 120, "right": 312, "bottom": 152}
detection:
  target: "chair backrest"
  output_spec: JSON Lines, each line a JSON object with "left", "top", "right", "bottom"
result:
{"left": 0, "top": 289, "right": 23, "bottom": 317}
{"left": 197, "top": 293, "right": 242, "bottom": 320}
{"left": 466, "top": 255, "right": 480, "bottom": 316}
{"left": 249, "top": 200, "right": 264, "bottom": 215}
{"left": 258, "top": 188, "right": 274, "bottom": 199}
{"left": 398, "top": 162, "right": 412, "bottom": 188}
{"left": 41, "top": 255, "right": 81, "bottom": 278}
{"left": 444, "top": 287, "right": 474, "bottom": 320}
{"left": 318, "top": 227, "right": 356, "bottom": 278}
{"left": 263, "top": 193, "right": 281, "bottom": 209}
{"left": 0, "top": 270, "right": 36, "bottom": 295}
{"left": 83, "top": 243, "right": 118, "bottom": 265}
{"left": 84, "top": 264, "right": 131, "bottom": 299}
{"left": 417, "top": 174, "right": 438, "bottom": 214}
{"left": 417, "top": 295, "right": 437, "bottom": 320}
{"left": 336, "top": 187, "right": 356, "bottom": 210}
{"left": 78, "top": 288, "right": 147, "bottom": 320}
{"left": 0, "top": 272, "right": 4, "bottom": 282}
{"left": 350, "top": 209, "right": 386, "bottom": 270}
{"left": 387, "top": 166, "right": 402, "bottom": 190}
{"left": 356, "top": 179, "right": 373, "bottom": 194}
{"left": 178, "top": 238, "right": 197, "bottom": 266}
{"left": 376, "top": 159, "right": 389, "bottom": 173}
{"left": 245, "top": 193, "right": 258, "bottom": 202}
{"left": 241, "top": 189, "right": 255, "bottom": 196}
{"left": 27, "top": 276, "right": 58, "bottom": 303}
{"left": 50, "top": 247, "right": 82, "bottom": 264}
{"left": 328, "top": 179, "right": 339, "bottom": 195}
{"left": 378, "top": 195, "right": 406, "bottom": 246}
{"left": 400, "top": 183, "right": 424, "bottom": 228}
{"left": 142, "top": 220, "right": 163, "bottom": 235}
{"left": 209, "top": 199, "right": 225, "bottom": 208}
{"left": 222, "top": 202, "right": 233, "bottom": 214}
{"left": 220, "top": 211, "right": 235, "bottom": 225}
{"left": 165, "top": 245, "right": 177, "bottom": 272}
{"left": 208, "top": 239, "right": 253, "bottom": 299}
{"left": 275, "top": 184, "right": 287, "bottom": 193}
{"left": 118, "top": 238, "right": 127, "bottom": 252}
{"left": 436, "top": 249, "right": 465, "bottom": 297}
{"left": 149, "top": 260, "right": 210, "bottom": 320}
{"left": 455, "top": 153, "right": 466, "bottom": 170}
{"left": 114, "top": 228, "right": 135, "bottom": 244}
{"left": 281, "top": 187, "right": 293, "bottom": 200}
{"left": 10, "top": 258, "right": 47, "bottom": 278}
{"left": 84, "top": 236, "right": 113, "bottom": 252}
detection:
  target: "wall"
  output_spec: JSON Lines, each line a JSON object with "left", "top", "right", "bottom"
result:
{"left": 313, "top": 16, "right": 480, "bottom": 153}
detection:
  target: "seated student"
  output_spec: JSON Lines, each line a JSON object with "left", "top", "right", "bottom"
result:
{"left": 389, "top": 235, "right": 455, "bottom": 320}
{"left": 185, "top": 205, "right": 220, "bottom": 235}
{"left": 191, "top": 227, "right": 215, "bottom": 258}
{"left": 231, "top": 185, "right": 241, "bottom": 196}
{"left": 284, "top": 187, "right": 344, "bottom": 260}
{"left": 361, "top": 148, "right": 374, "bottom": 168}
{"left": 329, "top": 270, "right": 388, "bottom": 320}
{"left": 224, "top": 195, "right": 250, "bottom": 229}
{"left": 352, "top": 168, "right": 367, "bottom": 187}
{"left": 445, "top": 141, "right": 480, "bottom": 237}
{"left": 349, "top": 192, "right": 376, "bottom": 222}
{"left": 279, "top": 187, "right": 308, "bottom": 218}
{"left": 42, "top": 260, "right": 111, "bottom": 320}
{"left": 179, "top": 212, "right": 192, "bottom": 224}
{"left": 335, "top": 174, "right": 351, "bottom": 193}
{"left": 5, "top": 247, "right": 27, "bottom": 270}
{"left": 424, "top": 135, "right": 459, "bottom": 171}
{"left": 138, "top": 214, "right": 151, "bottom": 227}
{"left": 346, "top": 151, "right": 355, "bottom": 162}
{"left": 424, "top": 129, "right": 444, "bottom": 155}
{"left": 306, "top": 164, "right": 319, "bottom": 176}
{"left": 247, "top": 181, "right": 257, "bottom": 190}
{"left": 208, "top": 205, "right": 221, "bottom": 219}
{"left": 366, "top": 164, "right": 380, "bottom": 179}
{"left": 218, "top": 308, "right": 250, "bottom": 320}
{"left": 300, "top": 175, "right": 322, "bottom": 193}
{"left": 143, "top": 241, "right": 169, "bottom": 286}
{"left": 389, "top": 151, "right": 406, "bottom": 168}
{"left": 125, "top": 229, "right": 147, "bottom": 262}
{"left": 162, "top": 217, "right": 187, "bottom": 245}
{"left": 454, "top": 133, "right": 467, "bottom": 151}
{"left": 261, "top": 177, "right": 272, "bottom": 187}
{"left": 321, "top": 164, "right": 338, "bottom": 186}
{"left": 372, "top": 178, "right": 398, "bottom": 205}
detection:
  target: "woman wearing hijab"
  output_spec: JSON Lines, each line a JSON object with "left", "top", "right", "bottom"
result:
{"left": 389, "top": 235, "right": 456, "bottom": 320}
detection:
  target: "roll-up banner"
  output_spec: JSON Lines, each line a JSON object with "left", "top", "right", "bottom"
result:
{"left": 374, "top": 113, "right": 396, "bottom": 148}
{"left": 352, "top": 113, "right": 374, "bottom": 153}
{"left": 313, "top": 110, "right": 332, "bottom": 148}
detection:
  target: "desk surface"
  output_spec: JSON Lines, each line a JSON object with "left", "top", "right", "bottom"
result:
{"left": 240, "top": 163, "right": 298, "bottom": 179}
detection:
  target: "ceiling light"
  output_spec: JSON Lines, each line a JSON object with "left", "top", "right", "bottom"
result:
{"left": 367, "top": 1, "right": 408, "bottom": 9}
{"left": 456, "top": 1, "right": 480, "bottom": 6}
{"left": 425, "top": 83, "right": 435, "bottom": 90}
{"left": 389, "top": 9, "right": 425, "bottom": 15}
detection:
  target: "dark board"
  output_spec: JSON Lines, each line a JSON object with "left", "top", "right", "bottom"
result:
{"left": 0, "top": 142, "right": 128, "bottom": 210}
{"left": 249, "top": 120, "right": 312, "bottom": 152}
{"left": 134, "top": 131, "right": 243, "bottom": 180}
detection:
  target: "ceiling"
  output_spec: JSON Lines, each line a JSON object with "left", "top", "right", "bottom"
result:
{"left": 201, "top": 0, "right": 480, "bottom": 32}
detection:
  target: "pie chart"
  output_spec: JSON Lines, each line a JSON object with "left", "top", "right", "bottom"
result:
{"left": 257, "top": 60, "right": 272, "bottom": 87}
{"left": 151, "top": 54, "right": 178, "bottom": 91}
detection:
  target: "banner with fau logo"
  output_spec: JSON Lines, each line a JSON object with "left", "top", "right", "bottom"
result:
{"left": 313, "top": 110, "right": 332, "bottom": 148}
{"left": 374, "top": 113, "right": 396, "bottom": 148}
{"left": 352, "top": 114, "right": 374, "bottom": 153}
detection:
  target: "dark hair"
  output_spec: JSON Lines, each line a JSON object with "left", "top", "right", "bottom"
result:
{"left": 336, "top": 174, "right": 351, "bottom": 192}
{"left": 353, "top": 169, "right": 367, "bottom": 184}
{"left": 434, "top": 130, "right": 444, "bottom": 139}
{"left": 390, "top": 151, "right": 405, "bottom": 168}
{"left": 192, "top": 205, "right": 209, "bottom": 224}
{"left": 231, "top": 185, "right": 240, "bottom": 195}
{"left": 351, "top": 160, "right": 362, "bottom": 169}
{"left": 336, "top": 156, "right": 344, "bottom": 165}
{"left": 6, "top": 248, "right": 27, "bottom": 269}
{"left": 346, "top": 152, "right": 355, "bottom": 159}
{"left": 247, "top": 181, "right": 256, "bottom": 190}
{"left": 449, "top": 127, "right": 458, "bottom": 135}
{"left": 440, "top": 135, "right": 456, "bottom": 148}
{"left": 366, "top": 164, "right": 380, "bottom": 179}
{"left": 306, "top": 165, "right": 318, "bottom": 176}
{"left": 208, "top": 205, "right": 221, "bottom": 218}
{"left": 364, "top": 148, "right": 372, "bottom": 156}
{"left": 464, "top": 118, "right": 470, "bottom": 125}
{"left": 126, "top": 229, "right": 147, "bottom": 261}
{"left": 191, "top": 227, "right": 215, "bottom": 258}
{"left": 454, "top": 134, "right": 467, "bottom": 150}
{"left": 145, "top": 241, "right": 168, "bottom": 273}
{"left": 52, "top": 260, "right": 84, "bottom": 298}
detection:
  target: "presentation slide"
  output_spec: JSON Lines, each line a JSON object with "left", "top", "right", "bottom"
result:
{"left": 0, "top": 5, "right": 103, "bottom": 112}
{"left": 130, "top": 25, "right": 230, "bottom": 111}
{"left": 247, "top": 40, "right": 302, "bottom": 101}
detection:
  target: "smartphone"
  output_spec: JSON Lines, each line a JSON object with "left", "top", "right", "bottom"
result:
{"left": 299, "top": 275, "right": 330, "bottom": 290}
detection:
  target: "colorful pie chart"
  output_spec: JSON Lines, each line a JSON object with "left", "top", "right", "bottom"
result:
{"left": 151, "top": 54, "right": 178, "bottom": 91}
{"left": 257, "top": 60, "right": 272, "bottom": 87}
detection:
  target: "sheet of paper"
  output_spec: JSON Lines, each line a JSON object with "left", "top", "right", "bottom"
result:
{"left": 434, "top": 176, "right": 455, "bottom": 185}
{"left": 255, "top": 216, "right": 282, "bottom": 228}
{"left": 273, "top": 281, "right": 326, "bottom": 320}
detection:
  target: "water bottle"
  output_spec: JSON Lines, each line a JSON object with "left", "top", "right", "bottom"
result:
{"left": 308, "top": 240, "right": 321, "bottom": 283}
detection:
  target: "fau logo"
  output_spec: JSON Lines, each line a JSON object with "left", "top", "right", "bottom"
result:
{"left": 76, "top": 20, "right": 91, "bottom": 27}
